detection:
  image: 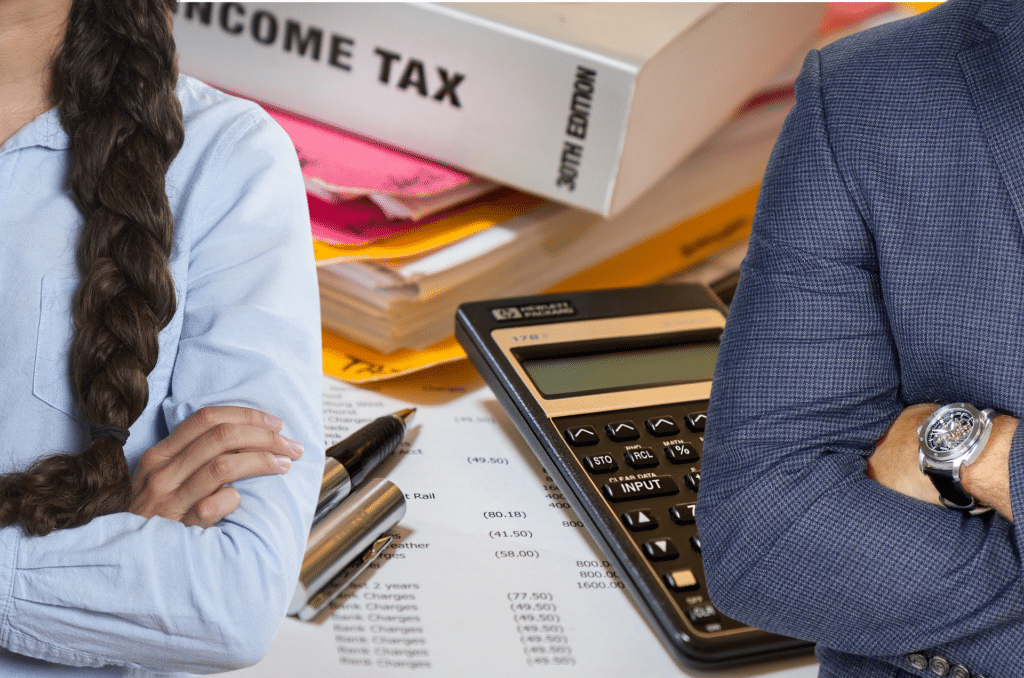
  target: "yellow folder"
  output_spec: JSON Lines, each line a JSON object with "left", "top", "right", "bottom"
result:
{"left": 322, "top": 184, "right": 759, "bottom": 383}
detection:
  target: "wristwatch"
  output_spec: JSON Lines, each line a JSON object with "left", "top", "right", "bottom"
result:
{"left": 917, "top": 403, "right": 994, "bottom": 511}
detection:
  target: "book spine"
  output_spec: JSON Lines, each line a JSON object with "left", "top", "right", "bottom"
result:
{"left": 172, "top": 2, "right": 637, "bottom": 215}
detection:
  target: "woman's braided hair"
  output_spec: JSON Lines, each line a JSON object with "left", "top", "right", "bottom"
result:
{"left": 0, "top": 0, "right": 184, "bottom": 536}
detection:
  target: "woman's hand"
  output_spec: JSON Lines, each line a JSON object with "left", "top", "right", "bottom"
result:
{"left": 868, "top": 403, "right": 1016, "bottom": 521}
{"left": 130, "top": 406, "right": 304, "bottom": 528}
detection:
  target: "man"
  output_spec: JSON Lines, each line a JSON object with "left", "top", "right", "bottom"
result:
{"left": 697, "top": 1, "right": 1024, "bottom": 676}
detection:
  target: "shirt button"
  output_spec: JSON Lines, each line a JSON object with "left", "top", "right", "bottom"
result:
{"left": 928, "top": 655, "right": 950, "bottom": 676}
{"left": 948, "top": 666, "right": 970, "bottom": 678}
{"left": 907, "top": 653, "right": 928, "bottom": 670}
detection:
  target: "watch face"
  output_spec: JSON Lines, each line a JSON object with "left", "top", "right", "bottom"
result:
{"left": 925, "top": 408, "right": 975, "bottom": 454}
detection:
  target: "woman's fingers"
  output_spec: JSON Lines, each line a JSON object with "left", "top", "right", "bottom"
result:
{"left": 144, "top": 406, "right": 284, "bottom": 466}
{"left": 130, "top": 406, "right": 303, "bottom": 523}
{"left": 155, "top": 420, "right": 302, "bottom": 487}
{"left": 183, "top": 485, "right": 242, "bottom": 529}
{"left": 170, "top": 449, "right": 295, "bottom": 520}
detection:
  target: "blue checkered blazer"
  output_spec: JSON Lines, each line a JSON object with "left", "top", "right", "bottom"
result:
{"left": 697, "top": 1, "right": 1024, "bottom": 677}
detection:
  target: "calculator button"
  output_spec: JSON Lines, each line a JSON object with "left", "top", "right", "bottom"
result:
{"left": 642, "top": 538, "right": 680, "bottom": 561}
{"left": 665, "top": 442, "right": 699, "bottom": 464}
{"left": 663, "top": 569, "right": 698, "bottom": 592}
{"left": 685, "top": 411, "right": 708, "bottom": 432}
{"left": 645, "top": 416, "right": 680, "bottom": 436}
{"left": 690, "top": 534, "right": 702, "bottom": 554}
{"left": 564, "top": 426, "right": 600, "bottom": 446}
{"left": 624, "top": 447, "right": 659, "bottom": 469}
{"left": 605, "top": 421, "right": 640, "bottom": 441}
{"left": 583, "top": 454, "right": 618, "bottom": 474}
{"left": 621, "top": 509, "right": 658, "bottom": 531}
{"left": 684, "top": 472, "right": 701, "bottom": 492}
{"left": 602, "top": 475, "right": 680, "bottom": 502}
{"left": 664, "top": 569, "right": 698, "bottom": 591}
{"left": 669, "top": 503, "right": 697, "bottom": 525}
{"left": 685, "top": 603, "right": 721, "bottom": 625}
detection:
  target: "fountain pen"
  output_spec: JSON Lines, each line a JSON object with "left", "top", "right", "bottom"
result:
{"left": 313, "top": 408, "right": 415, "bottom": 525}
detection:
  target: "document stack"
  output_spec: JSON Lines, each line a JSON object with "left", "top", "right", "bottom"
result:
{"left": 171, "top": 2, "right": 910, "bottom": 382}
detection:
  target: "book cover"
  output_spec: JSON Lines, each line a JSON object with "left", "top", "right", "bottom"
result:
{"left": 172, "top": 2, "right": 825, "bottom": 216}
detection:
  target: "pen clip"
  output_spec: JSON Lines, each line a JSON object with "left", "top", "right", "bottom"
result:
{"left": 296, "top": 534, "right": 394, "bottom": 622}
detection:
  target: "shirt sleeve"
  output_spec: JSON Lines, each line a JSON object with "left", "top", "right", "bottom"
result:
{"left": 696, "top": 49, "right": 1024, "bottom": 675}
{"left": 0, "top": 103, "right": 324, "bottom": 674}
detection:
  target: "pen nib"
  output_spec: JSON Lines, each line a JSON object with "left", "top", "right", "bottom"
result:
{"left": 393, "top": 408, "right": 416, "bottom": 427}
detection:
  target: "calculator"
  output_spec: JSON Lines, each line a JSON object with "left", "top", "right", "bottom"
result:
{"left": 455, "top": 284, "right": 812, "bottom": 668}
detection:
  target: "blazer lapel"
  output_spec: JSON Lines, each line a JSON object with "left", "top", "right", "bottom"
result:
{"left": 960, "top": 3, "right": 1024, "bottom": 228}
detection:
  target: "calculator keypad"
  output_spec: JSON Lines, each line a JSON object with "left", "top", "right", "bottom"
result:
{"left": 556, "top": 401, "right": 739, "bottom": 636}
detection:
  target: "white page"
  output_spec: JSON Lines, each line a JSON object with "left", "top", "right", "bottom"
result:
{"left": 219, "top": 366, "right": 819, "bottom": 678}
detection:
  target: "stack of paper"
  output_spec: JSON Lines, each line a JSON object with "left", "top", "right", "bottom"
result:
{"left": 316, "top": 86, "right": 794, "bottom": 354}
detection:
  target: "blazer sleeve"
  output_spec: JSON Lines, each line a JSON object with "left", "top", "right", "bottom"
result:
{"left": 0, "top": 104, "right": 324, "bottom": 674}
{"left": 696, "top": 49, "right": 1024, "bottom": 673}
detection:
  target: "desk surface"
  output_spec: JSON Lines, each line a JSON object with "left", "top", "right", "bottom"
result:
{"left": 221, "top": 363, "right": 819, "bottom": 678}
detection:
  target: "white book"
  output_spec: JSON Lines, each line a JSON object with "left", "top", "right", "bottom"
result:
{"left": 172, "top": 2, "right": 825, "bottom": 216}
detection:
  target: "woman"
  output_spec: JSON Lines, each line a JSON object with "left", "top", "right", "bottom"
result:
{"left": 0, "top": 0, "right": 323, "bottom": 674}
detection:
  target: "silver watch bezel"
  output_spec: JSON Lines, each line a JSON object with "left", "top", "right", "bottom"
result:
{"left": 917, "top": 403, "right": 993, "bottom": 472}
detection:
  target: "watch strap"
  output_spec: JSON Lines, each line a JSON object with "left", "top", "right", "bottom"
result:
{"left": 926, "top": 471, "right": 979, "bottom": 511}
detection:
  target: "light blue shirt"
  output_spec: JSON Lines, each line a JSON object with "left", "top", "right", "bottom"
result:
{"left": 0, "top": 76, "right": 324, "bottom": 676}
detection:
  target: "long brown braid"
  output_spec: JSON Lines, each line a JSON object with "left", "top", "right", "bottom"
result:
{"left": 0, "top": 0, "right": 184, "bottom": 536}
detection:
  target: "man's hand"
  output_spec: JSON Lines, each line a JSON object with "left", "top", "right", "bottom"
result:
{"left": 130, "top": 406, "right": 305, "bottom": 528}
{"left": 867, "top": 403, "right": 1016, "bottom": 521}
{"left": 962, "top": 415, "right": 1016, "bottom": 521}
{"left": 867, "top": 404, "right": 943, "bottom": 506}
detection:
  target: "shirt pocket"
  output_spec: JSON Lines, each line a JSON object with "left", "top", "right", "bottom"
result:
{"left": 33, "top": 276, "right": 78, "bottom": 418}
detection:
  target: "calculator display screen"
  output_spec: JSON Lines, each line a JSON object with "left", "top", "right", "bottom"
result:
{"left": 520, "top": 342, "right": 719, "bottom": 397}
